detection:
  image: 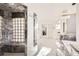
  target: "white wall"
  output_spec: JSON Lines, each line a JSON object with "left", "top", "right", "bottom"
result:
{"left": 76, "top": 4, "right": 79, "bottom": 42}
{"left": 26, "top": 11, "right": 34, "bottom": 56}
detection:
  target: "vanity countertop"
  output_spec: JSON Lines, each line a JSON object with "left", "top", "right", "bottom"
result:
{"left": 70, "top": 43, "right": 79, "bottom": 53}
{"left": 62, "top": 40, "right": 79, "bottom": 55}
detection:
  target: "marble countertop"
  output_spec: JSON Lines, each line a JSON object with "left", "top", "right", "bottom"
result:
{"left": 62, "top": 40, "right": 79, "bottom": 55}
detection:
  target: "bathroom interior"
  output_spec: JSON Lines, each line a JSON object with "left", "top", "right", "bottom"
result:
{"left": 0, "top": 3, "right": 79, "bottom": 56}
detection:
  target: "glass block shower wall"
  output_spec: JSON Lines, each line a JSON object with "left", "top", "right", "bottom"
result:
{"left": 12, "top": 18, "right": 25, "bottom": 43}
